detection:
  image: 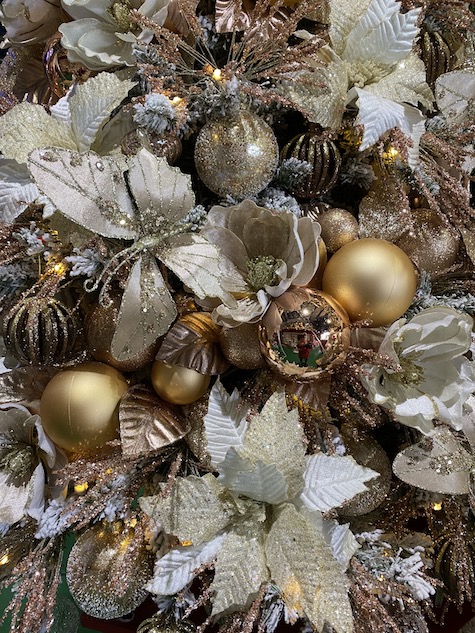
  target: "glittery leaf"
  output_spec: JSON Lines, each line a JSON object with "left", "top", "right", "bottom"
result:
{"left": 218, "top": 448, "right": 289, "bottom": 504}
{"left": 321, "top": 520, "right": 360, "bottom": 571}
{"left": 266, "top": 504, "right": 354, "bottom": 633}
{"left": 0, "top": 366, "right": 58, "bottom": 405}
{"left": 0, "top": 159, "right": 39, "bottom": 223}
{"left": 140, "top": 474, "right": 233, "bottom": 546}
{"left": 239, "top": 392, "right": 306, "bottom": 499}
{"left": 435, "top": 71, "right": 475, "bottom": 125}
{"left": 204, "top": 380, "right": 248, "bottom": 468}
{"left": 28, "top": 148, "right": 136, "bottom": 239}
{"left": 0, "top": 471, "right": 31, "bottom": 524}
{"left": 119, "top": 384, "right": 190, "bottom": 457}
{"left": 461, "top": 225, "right": 475, "bottom": 268}
{"left": 127, "top": 150, "right": 195, "bottom": 229}
{"left": 300, "top": 454, "right": 378, "bottom": 512}
{"left": 0, "top": 103, "right": 76, "bottom": 164}
{"left": 111, "top": 254, "right": 177, "bottom": 361}
{"left": 147, "top": 535, "right": 225, "bottom": 595}
{"left": 69, "top": 72, "right": 136, "bottom": 152}
{"left": 211, "top": 530, "right": 268, "bottom": 615}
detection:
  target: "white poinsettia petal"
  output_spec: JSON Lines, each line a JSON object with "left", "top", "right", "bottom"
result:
{"left": 300, "top": 454, "right": 379, "bottom": 512}
{"left": 321, "top": 519, "right": 360, "bottom": 571}
{"left": 204, "top": 380, "right": 248, "bottom": 468}
{"left": 0, "top": 159, "right": 40, "bottom": 223}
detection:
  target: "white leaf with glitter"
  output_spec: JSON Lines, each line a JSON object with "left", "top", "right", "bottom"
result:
{"left": 321, "top": 520, "right": 360, "bottom": 571}
{"left": 301, "top": 454, "right": 378, "bottom": 512}
{"left": 204, "top": 380, "right": 248, "bottom": 468}
{"left": 0, "top": 159, "right": 40, "bottom": 223}
{"left": 436, "top": 71, "right": 475, "bottom": 125}
{"left": 147, "top": 535, "right": 225, "bottom": 595}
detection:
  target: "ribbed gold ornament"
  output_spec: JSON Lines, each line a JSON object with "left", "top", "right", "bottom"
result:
{"left": 4, "top": 297, "right": 78, "bottom": 365}
{"left": 137, "top": 614, "right": 196, "bottom": 633}
{"left": 281, "top": 134, "right": 341, "bottom": 199}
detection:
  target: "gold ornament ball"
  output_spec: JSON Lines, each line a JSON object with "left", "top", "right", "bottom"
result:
{"left": 396, "top": 208, "right": 459, "bottom": 277}
{"left": 306, "top": 238, "right": 328, "bottom": 290}
{"left": 194, "top": 111, "right": 279, "bottom": 198}
{"left": 259, "top": 290, "right": 350, "bottom": 381}
{"left": 322, "top": 238, "right": 417, "bottom": 327}
{"left": 317, "top": 208, "right": 359, "bottom": 252}
{"left": 151, "top": 360, "right": 211, "bottom": 405}
{"left": 86, "top": 297, "right": 161, "bottom": 372}
{"left": 219, "top": 323, "right": 265, "bottom": 370}
{"left": 40, "top": 362, "right": 128, "bottom": 453}
{"left": 66, "top": 522, "right": 154, "bottom": 620}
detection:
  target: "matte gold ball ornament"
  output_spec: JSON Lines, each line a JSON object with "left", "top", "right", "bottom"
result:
{"left": 40, "top": 362, "right": 129, "bottom": 453}
{"left": 151, "top": 360, "right": 211, "bottom": 405}
{"left": 194, "top": 111, "right": 279, "bottom": 198}
{"left": 259, "top": 290, "right": 350, "bottom": 381}
{"left": 322, "top": 239, "right": 418, "bottom": 327}
{"left": 317, "top": 208, "right": 359, "bottom": 252}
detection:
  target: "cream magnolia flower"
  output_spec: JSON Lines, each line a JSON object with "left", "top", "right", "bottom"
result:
{"left": 0, "top": 0, "right": 62, "bottom": 45}
{"left": 59, "top": 0, "right": 170, "bottom": 69}
{"left": 200, "top": 200, "right": 320, "bottom": 327}
{"left": 361, "top": 308, "right": 475, "bottom": 435}
{"left": 0, "top": 404, "right": 66, "bottom": 524}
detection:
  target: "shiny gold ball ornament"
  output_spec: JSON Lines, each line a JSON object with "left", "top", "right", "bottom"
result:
{"left": 322, "top": 239, "right": 418, "bottom": 327}
{"left": 317, "top": 208, "right": 359, "bottom": 252}
{"left": 259, "top": 290, "right": 350, "bottom": 380}
{"left": 4, "top": 297, "right": 78, "bottom": 365}
{"left": 66, "top": 521, "right": 154, "bottom": 619}
{"left": 396, "top": 208, "right": 460, "bottom": 277}
{"left": 44, "top": 32, "right": 92, "bottom": 98}
{"left": 85, "top": 297, "right": 161, "bottom": 372}
{"left": 194, "top": 111, "right": 279, "bottom": 198}
{"left": 281, "top": 134, "right": 342, "bottom": 199}
{"left": 40, "top": 362, "right": 128, "bottom": 453}
{"left": 151, "top": 360, "right": 211, "bottom": 405}
{"left": 219, "top": 323, "right": 266, "bottom": 369}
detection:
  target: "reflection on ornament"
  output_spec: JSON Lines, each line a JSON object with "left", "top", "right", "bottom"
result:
{"left": 194, "top": 111, "right": 279, "bottom": 198}
{"left": 121, "top": 128, "right": 182, "bottom": 164}
{"left": 40, "top": 362, "right": 128, "bottom": 453}
{"left": 322, "top": 239, "right": 417, "bottom": 327}
{"left": 44, "top": 32, "right": 91, "bottom": 98}
{"left": 317, "top": 208, "right": 359, "bottom": 252}
{"left": 4, "top": 297, "right": 78, "bottom": 365}
{"left": 281, "top": 134, "right": 341, "bottom": 199}
{"left": 151, "top": 360, "right": 211, "bottom": 405}
{"left": 306, "top": 238, "right": 327, "bottom": 289}
{"left": 396, "top": 208, "right": 459, "bottom": 277}
{"left": 220, "top": 322, "right": 265, "bottom": 369}
{"left": 86, "top": 296, "right": 161, "bottom": 372}
{"left": 259, "top": 290, "right": 350, "bottom": 381}
{"left": 66, "top": 521, "right": 154, "bottom": 619}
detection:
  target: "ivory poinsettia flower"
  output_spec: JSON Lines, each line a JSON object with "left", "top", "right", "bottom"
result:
{"left": 361, "top": 307, "right": 475, "bottom": 435}
{"left": 59, "top": 0, "right": 170, "bottom": 69}
{"left": 200, "top": 200, "right": 320, "bottom": 327}
{"left": 0, "top": 0, "right": 63, "bottom": 45}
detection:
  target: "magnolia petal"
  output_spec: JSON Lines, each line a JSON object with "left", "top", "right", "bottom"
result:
{"left": 292, "top": 217, "right": 321, "bottom": 286}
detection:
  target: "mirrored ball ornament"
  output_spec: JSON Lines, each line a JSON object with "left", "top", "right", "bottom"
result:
{"left": 194, "top": 111, "right": 279, "bottom": 198}
{"left": 259, "top": 290, "right": 350, "bottom": 381}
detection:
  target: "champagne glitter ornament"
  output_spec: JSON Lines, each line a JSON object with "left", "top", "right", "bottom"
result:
{"left": 317, "top": 208, "right": 359, "bottom": 252}
{"left": 151, "top": 360, "right": 211, "bottom": 405}
{"left": 322, "top": 239, "right": 417, "bottom": 327}
{"left": 40, "top": 362, "right": 128, "bottom": 453}
{"left": 259, "top": 290, "right": 350, "bottom": 381}
{"left": 194, "top": 111, "right": 279, "bottom": 198}
{"left": 66, "top": 521, "right": 154, "bottom": 619}
{"left": 4, "top": 297, "right": 78, "bottom": 365}
{"left": 220, "top": 322, "right": 265, "bottom": 369}
{"left": 281, "top": 134, "right": 341, "bottom": 199}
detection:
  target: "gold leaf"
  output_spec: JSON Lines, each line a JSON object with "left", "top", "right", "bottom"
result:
{"left": 119, "top": 384, "right": 190, "bottom": 457}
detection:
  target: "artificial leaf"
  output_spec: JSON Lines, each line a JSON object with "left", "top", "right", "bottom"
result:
{"left": 0, "top": 159, "right": 39, "bottom": 223}
{"left": 119, "top": 384, "right": 189, "bottom": 457}
{"left": 329, "top": 0, "right": 370, "bottom": 56}
{"left": 147, "top": 535, "right": 224, "bottom": 595}
{"left": 240, "top": 392, "right": 306, "bottom": 498}
{"left": 140, "top": 474, "right": 233, "bottom": 546}
{"left": 266, "top": 504, "right": 354, "bottom": 633}
{"left": 127, "top": 150, "right": 194, "bottom": 227}
{"left": 28, "top": 148, "right": 136, "bottom": 239}
{"left": 111, "top": 254, "right": 177, "bottom": 361}
{"left": 343, "top": 0, "right": 421, "bottom": 65}
{"left": 204, "top": 380, "right": 248, "bottom": 468}
{"left": 436, "top": 71, "right": 475, "bottom": 125}
{"left": 0, "top": 103, "right": 75, "bottom": 164}
{"left": 321, "top": 520, "right": 360, "bottom": 571}
{"left": 300, "top": 454, "right": 378, "bottom": 512}
{"left": 0, "top": 366, "right": 58, "bottom": 405}
{"left": 211, "top": 529, "right": 268, "bottom": 615}
{"left": 50, "top": 95, "right": 71, "bottom": 125}
{"left": 70, "top": 72, "right": 135, "bottom": 152}
{"left": 218, "top": 448, "right": 288, "bottom": 504}
{"left": 0, "top": 471, "right": 30, "bottom": 524}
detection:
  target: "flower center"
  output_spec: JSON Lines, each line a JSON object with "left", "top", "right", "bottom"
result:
{"left": 108, "top": 0, "right": 134, "bottom": 31}
{"left": 345, "top": 59, "right": 390, "bottom": 89}
{"left": 392, "top": 356, "right": 425, "bottom": 387}
{"left": 0, "top": 445, "right": 36, "bottom": 480}
{"left": 247, "top": 255, "right": 284, "bottom": 291}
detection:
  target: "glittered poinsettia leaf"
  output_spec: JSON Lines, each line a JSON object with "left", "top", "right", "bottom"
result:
{"left": 140, "top": 473, "right": 233, "bottom": 546}
{"left": 321, "top": 519, "right": 360, "bottom": 571}
{"left": 0, "top": 366, "right": 59, "bottom": 405}
{"left": 266, "top": 503, "right": 354, "bottom": 633}
{"left": 28, "top": 148, "right": 137, "bottom": 239}
{"left": 119, "top": 384, "right": 189, "bottom": 457}
{"left": 0, "top": 159, "right": 40, "bottom": 224}
{"left": 435, "top": 71, "right": 475, "bottom": 126}
{"left": 111, "top": 254, "right": 177, "bottom": 361}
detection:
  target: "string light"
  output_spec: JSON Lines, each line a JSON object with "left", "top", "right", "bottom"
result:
{"left": 0, "top": 554, "right": 9, "bottom": 566}
{"left": 433, "top": 502, "right": 443, "bottom": 511}
{"left": 74, "top": 482, "right": 89, "bottom": 494}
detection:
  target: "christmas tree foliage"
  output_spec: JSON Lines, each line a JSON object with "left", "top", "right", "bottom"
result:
{"left": 0, "top": 0, "right": 474, "bottom": 631}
